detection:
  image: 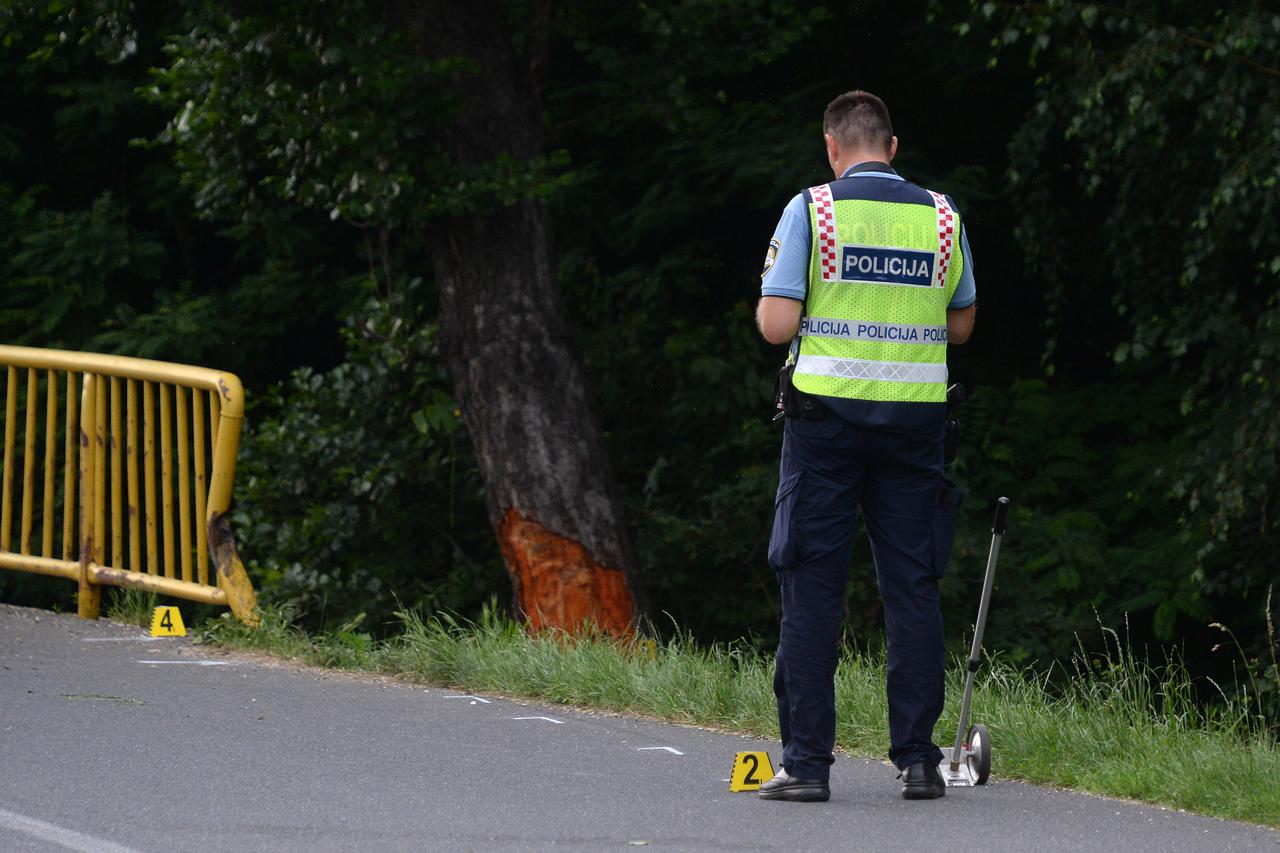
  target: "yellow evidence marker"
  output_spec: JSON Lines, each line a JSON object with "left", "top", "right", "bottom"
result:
{"left": 150, "top": 606, "right": 186, "bottom": 637}
{"left": 728, "top": 751, "right": 775, "bottom": 792}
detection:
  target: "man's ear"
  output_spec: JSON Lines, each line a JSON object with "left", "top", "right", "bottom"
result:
{"left": 887, "top": 135, "right": 899, "bottom": 162}
{"left": 825, "top": 133, "right": 840, "bottom": 171}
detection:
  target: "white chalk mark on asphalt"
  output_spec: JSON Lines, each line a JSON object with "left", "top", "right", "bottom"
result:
{"left": 83, "top": 636, "right": 167, "bottom": 643}
{"left": 444, "top": 695, "right": 492, "bottom": 704}
{"left": 512, "top": 716, "right": 564, "bottom": 724}
{"left": 637, "top": 747, "right": 684, "bottom": 755}
{"left": 0, "top": 806, "right": 142, "bottom": 853}
{"left": 137, "top": 660, "right": 229, "bottom": 666}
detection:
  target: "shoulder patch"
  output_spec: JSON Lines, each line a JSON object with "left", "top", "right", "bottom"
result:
{"left": 761, "top": 237, "right": 782, "bottom": 278}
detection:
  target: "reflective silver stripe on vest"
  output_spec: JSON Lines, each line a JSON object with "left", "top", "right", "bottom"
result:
{"left": 794, "top": 355, "right": 948, "bottom": 384}
{"left": 799, "top": 316, "right": 948, "bottom": 345}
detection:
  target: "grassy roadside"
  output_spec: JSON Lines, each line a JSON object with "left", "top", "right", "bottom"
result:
{"left": 185, "top": 603, "right": 1279, "bottom": 828}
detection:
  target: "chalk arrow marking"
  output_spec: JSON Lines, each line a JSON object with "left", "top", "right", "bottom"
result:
{"left": 513, "top": 716, "right": 564, "bottom": 724}
{"left": 637, "top": 747, "right": 684, "bottom": 755}
{"left": 137, "top": 660, "right": 229, "bottom": 666}
{"left": 443, "top": 695, "right": 492, "bottom": 704}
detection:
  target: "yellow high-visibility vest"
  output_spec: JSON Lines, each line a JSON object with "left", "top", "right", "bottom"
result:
{"left": 792, "top": 180, "right": 963, "bottom": 404}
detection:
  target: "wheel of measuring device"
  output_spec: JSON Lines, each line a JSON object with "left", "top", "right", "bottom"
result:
{"left": 966, "top": 723, "right": 991, "bottom": 785}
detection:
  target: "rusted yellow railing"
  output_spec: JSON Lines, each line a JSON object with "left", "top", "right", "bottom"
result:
{"left": 0, "top": 346, "right": 257, "bottom": 624}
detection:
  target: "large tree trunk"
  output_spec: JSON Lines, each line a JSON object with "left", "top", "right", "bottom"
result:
{"left": 392, "top": 0, "right": 641, "bottom": 634}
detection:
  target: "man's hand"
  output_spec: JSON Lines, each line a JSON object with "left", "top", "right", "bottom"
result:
{"left": 947, "top": 305, "right": 976, "bottom": 344}
{"left": 756, "top": 296, "right": 803, "bottom": 345}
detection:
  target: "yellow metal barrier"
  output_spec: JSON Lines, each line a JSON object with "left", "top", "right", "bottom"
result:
{"left": 0, "top": 345, "right": 257, "bottom": 624}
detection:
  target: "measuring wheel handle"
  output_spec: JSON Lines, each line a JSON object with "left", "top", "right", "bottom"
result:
{"left": 966, "top": 723, "right": 992, "bottom": 785}
{"left": 947, "top": 497, "right": 1010, "bottom": 788}
{"left": 992, "top": 496, "right": 1009, "bottom": 535}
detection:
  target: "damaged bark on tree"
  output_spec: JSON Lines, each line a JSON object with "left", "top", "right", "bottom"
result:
{"left": 390, "top": 0, "right": 641, "bottom": 635}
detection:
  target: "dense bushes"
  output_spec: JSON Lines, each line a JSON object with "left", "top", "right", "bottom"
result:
{"left": 234, "top": 282, "right": 503, "bottom": 631}
{"left": 0, "top": 1, "right": 1275, "bottom": 720}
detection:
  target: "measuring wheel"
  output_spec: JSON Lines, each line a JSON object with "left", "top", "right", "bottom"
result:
{"left": 966, "top": 723, "right": 992, "bottom": 785}
{"left": 942, "top": 497, "right": 1010, "bottom": 789}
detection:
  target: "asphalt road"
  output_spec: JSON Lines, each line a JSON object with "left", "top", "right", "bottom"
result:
{"left": 1, "top": 603, "right": 1277, "bottom": 853}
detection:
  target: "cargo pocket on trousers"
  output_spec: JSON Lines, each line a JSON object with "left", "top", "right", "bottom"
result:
{"left": 768, "top": 470, "right": 804, "bottom": 572}
{"left": 932, "top": 477, "right": 964, "bottom": 580}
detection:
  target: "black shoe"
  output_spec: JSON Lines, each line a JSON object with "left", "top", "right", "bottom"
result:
{"left": 757, "top": 769, "right": 830, "bottom": 802}
{"left": 899, "top": 760, "right": 945, "bottom": 800}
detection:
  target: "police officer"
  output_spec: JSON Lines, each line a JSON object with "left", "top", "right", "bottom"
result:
{"left": 754, "top": 90, "right": 975, "bottom": 802}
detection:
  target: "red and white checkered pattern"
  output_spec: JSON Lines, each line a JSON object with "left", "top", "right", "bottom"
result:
{"left": 928, "top": 190, "right": 955, "bottom": 289}
{"left": 810, "top": 183, "right": 838, "bottom": 281}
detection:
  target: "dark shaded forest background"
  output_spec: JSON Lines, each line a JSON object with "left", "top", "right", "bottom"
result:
{"left": 1, "top": 1, "right": 1276, "bottom": 715}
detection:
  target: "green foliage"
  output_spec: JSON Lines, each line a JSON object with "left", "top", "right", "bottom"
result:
{"left": 966, "top": 0, "right": 1280, "bottom": 610}
{"left": 552, "top": 1, "right": 834, "bottom": 641}
{"left": 104, "top": 587, "right": 159, "bottom": 627}
{"left": 2, "top": 190, "right": 164, "bottom": 344}
{"left": 233, "top": 280, "right": 503, "bottom": 632}
{"left": 0, "top": 1, "right": 140, "bottom": 65}
{"left": 148, "top": 1, "right": 444, "bottom": 225}
{"left": 2, "top": 0, "right": 1276, "bottom": 731}
{"left": 0, "top": 0, "right": 364, "bottom": 374}
{"left": 946, "top": 378, "right": 1202, "bottom": 663}
{"left": 147, "top": 0, "right": 573, "bottom": 227}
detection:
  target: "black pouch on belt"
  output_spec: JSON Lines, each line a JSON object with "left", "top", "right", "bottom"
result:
{"left": 772, "top": 362, "right": 795, "bottom": 421}
{"left": 774, "top": 363, "right": 826, "bottom": 421}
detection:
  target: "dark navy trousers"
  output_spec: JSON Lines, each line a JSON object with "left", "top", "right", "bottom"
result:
{"left": 768, "top": 412, "right": 954, "bottom": 780}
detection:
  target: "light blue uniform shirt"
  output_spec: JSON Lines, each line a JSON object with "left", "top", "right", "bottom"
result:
{"left": 760, "top": 164, "right": 976, "bottom": 309}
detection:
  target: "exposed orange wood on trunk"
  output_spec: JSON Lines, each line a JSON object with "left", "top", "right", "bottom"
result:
{"left": 498, "top": 508, "right": 635, "bottom": 636}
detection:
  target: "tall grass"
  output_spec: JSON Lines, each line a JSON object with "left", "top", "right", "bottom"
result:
{"left": 200, "top": 606, "right": 1280, "bottom": 827}
{"left": 104, "top": 588, "right": 160, "bottom": 627}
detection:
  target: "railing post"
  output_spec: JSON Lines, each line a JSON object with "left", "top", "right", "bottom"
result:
{"left": 77, "top": 374, "right": 100, "bottom": 620}
{"left": 205, "top": 375, "right": 258, "bottom": 626}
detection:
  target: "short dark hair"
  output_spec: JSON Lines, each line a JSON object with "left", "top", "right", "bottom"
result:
{"left": 823, "top": 90, "right": 893, "bottom": 153}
